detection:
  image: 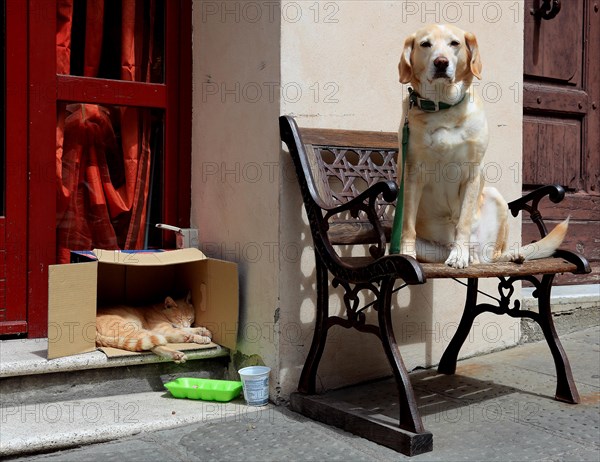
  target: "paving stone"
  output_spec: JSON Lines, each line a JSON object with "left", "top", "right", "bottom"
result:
{"left": 7, "top": 327, "right": 600, "bottom": 462}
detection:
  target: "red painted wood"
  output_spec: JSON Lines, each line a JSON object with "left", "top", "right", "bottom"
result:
{"left": 3, "top": 0, "right": 29, "bottom": 334}
{"left": 0, "top": 321, "right": 29, "bottom": 335}
{"left": 57, "top": 75, "right": 167, "bottom": 108}
{"left": 163, "top": 0, "right": 192, "bottom": 243}
{"left": 163, "top": 0, "right": 179, "bottom": 245}
{"left": 27, "top": 0, "right": 57, "bottom": 337}
{"left": 177, "top": 0, "right": 192, "bottom": 230}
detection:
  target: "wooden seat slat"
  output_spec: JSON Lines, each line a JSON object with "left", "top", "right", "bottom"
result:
{"left": 339, "top": 256, "right": 579, "bottom": 279}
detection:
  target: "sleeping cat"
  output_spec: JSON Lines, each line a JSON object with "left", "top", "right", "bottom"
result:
{"left": 96, "top": 292, "right": 212, "bottom": 363}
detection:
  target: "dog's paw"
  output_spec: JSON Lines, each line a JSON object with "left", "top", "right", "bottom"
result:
{"left": 445, "top": 245, "right": 469, "bottom": 269}
{"left": 509, "top": 250, "right": 525, "bottom": 264}
{"left": 400, "top": 242, "right": 417, "bottom": 259}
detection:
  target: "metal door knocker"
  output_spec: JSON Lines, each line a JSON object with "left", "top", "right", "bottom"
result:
{"left": 531, "top": 0, "right": 561, "bottom": 20}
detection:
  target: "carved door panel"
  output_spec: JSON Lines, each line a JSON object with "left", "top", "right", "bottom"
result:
{"left": 523, "top": 0, "right": 599, "bottom": 284}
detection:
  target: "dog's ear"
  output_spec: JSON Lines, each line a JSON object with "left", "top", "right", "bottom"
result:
{"left": 399, "top": 34, "right": 415, "bottom": 84}
{"left": 465, "top": 32, "right": 482, "bottom": 79}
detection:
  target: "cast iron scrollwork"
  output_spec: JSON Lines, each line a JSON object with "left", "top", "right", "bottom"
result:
{"left": 331, "top": 278, "right": 382, "bottom": 337}
{"left": 508, "top": 184, "right": 565, "bottom": 238}
{"left": 468, "top": 275, "right": 543, "bottom": 319}
{"left": 497, "top": 275, "right": 542, "bottom": 314}
{"left": 498, "top": 277, "right": 520, "bottom": 312}
{"left": 494, "top": 275, "right": 546, "bottom": 321}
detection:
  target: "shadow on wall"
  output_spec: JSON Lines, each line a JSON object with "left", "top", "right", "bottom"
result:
{"left": 278, "top": 146, "right": 436, "bottom": 397}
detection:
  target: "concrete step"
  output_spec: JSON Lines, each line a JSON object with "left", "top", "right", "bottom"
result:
{"left": 522, "top": 283, "right": 599, "bottom": 313}
{"left": 0, "top": 338, "right": 241, "bottom": 457}
{"left": 521, "top": 284, "right": 600, "bottom": 343}
{"left": 0, "top": 338, "right": 230, "bottom": 405}
{"left": 1, "top": 389, "right": 260, "bottom": 457}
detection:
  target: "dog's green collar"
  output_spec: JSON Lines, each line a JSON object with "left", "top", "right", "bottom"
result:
{"left": 390, "top": 87, "right": 467, "bottom": 254}
{"left": 408, "top": 87, "right": 465, "bottom": 112}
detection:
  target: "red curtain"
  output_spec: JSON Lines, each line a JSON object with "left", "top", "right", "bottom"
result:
{"left": 56, "top": 0, "right": 155, "bottom": 263}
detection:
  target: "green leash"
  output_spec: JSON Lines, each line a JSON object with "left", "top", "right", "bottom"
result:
{"left": 389, "top": 117, "right": 409, "bottom": 255}
{"left": 389, "top": 88, "right": 466, "bottom": 255}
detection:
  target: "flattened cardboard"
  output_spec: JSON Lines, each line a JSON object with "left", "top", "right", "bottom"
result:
{"left": 93, "top": 248, "right": 206, "bottom": 265}
{"left": 98, "top": 342, "right": 217, "bottom": 358}
{"left": 48, "top": 248, "right": 239, "bottom": 359}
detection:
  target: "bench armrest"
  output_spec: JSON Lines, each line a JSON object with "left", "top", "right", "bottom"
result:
{"left": 323, "top": 180, "right": 398, "bottom": 259}
{"left": 507, "top": 184, "right": 565, "bottom": 238}
{"left": 508, "top": 185, "right": 590, "bottom": 274}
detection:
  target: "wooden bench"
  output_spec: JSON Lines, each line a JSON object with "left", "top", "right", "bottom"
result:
{"left": 279, "top": 115, "right": 591, "bottom": 456}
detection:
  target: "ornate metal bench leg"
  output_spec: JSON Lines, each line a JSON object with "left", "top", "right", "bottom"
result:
{"left": 298, "top": 258, "right": 330, "bottom": 394}
{"left": 438, "top": 278, "right": 479, "bottom": 374}
{"left": 379, "top": 277, "right": 425, "bottom": 434}
{"left": 536, "top": 275, "right": 580, "bottom": 404}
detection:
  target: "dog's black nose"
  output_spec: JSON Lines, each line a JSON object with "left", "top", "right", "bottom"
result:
{"left": 434, "top": 57, "right": 449, "bottom": 70}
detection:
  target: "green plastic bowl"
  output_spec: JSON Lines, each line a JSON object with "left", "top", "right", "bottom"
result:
{"left": 164, "top": 377, "right": 243, "bottom": 402}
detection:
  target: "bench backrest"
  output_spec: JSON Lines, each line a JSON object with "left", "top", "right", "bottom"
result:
{"left": 280, "top": 116, "right": 400, "bottom": 248}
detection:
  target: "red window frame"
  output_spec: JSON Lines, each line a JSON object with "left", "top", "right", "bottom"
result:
{"left": 26, "top": 0, "right": 191, "bottom": 337}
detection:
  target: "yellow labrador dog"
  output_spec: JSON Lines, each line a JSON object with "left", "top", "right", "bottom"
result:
{"left": 398, "top": 24, "right": 567, "bottom": 268}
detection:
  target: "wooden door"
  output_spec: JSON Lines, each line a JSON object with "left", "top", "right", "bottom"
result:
{"left": 523, "top": 0, "right": 599, "bottom": 284}
{"left": 0, "top": 1, "right": 28, "bottom": 335}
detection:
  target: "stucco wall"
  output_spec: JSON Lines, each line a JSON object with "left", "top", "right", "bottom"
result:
{"left": 192, "top": 0, "right": 525, "bottom": 402}
{"left": 191, "top": 1, "right": 282, "bottom": 383}
{"left": 278, "top": 1, "right": 524, "bottom": 398}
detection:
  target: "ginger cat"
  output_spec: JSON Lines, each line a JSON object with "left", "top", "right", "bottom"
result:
{"left": 96, "top": 292, "right": 212, "bottom": 363}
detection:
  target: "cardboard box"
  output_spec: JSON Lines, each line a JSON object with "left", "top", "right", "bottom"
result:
{"left": 47, "top": 248, "right": 238, "bottom": 359}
